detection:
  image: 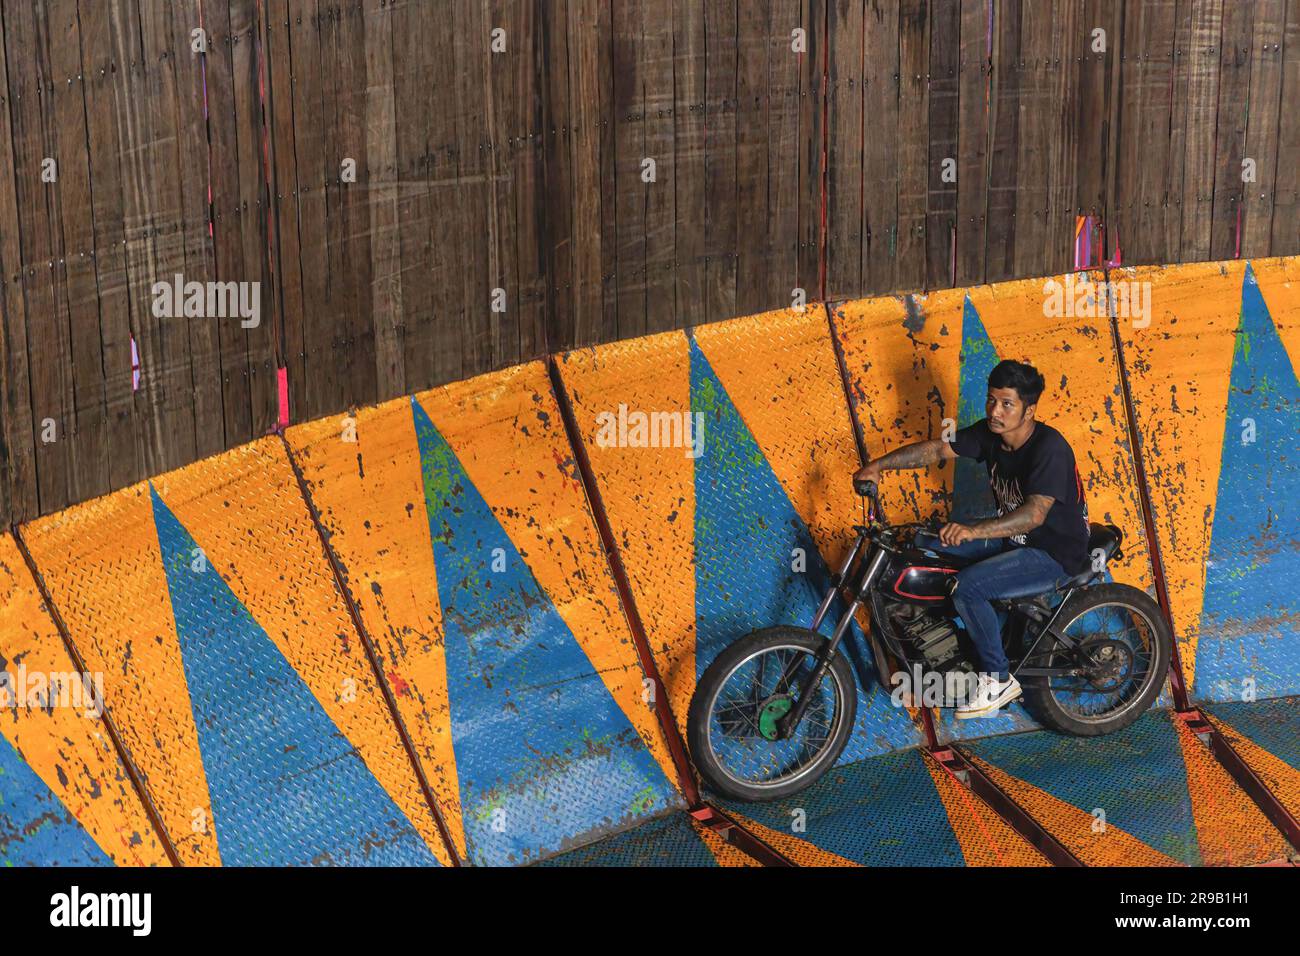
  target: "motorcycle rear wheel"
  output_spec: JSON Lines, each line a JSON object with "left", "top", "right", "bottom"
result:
{"left": 1021, "top": 583, "right": 1172, "bottom": 737}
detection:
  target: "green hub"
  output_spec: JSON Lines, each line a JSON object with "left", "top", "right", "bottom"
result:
{"left": 758, "top": 696, "right": 794, "bottom": 741}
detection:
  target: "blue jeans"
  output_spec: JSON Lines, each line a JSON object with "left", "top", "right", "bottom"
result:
{"left": 913, "top": 533, "right": 1069, "bottom": 680}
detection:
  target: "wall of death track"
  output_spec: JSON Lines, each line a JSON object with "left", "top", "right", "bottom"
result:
{"left": 1, "top": 257, "right": 1296, "bottom": 865}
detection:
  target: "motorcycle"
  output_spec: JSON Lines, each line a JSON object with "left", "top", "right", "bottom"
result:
{"left": 687, "top": 477, "right": 1173, "bottom": 802}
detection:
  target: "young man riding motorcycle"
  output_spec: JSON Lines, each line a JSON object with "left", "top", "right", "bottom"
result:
{"left": 852, "top": 360, "right": 1091, "bottom": 719}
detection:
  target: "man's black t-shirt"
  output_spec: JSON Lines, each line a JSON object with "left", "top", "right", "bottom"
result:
{"left": 950, "top": 419, "right": 1091, "bottom": 575}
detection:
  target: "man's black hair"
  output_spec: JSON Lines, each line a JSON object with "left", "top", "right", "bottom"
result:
{"left": 988, "top": 359, "right": 1045, "bottom": 406}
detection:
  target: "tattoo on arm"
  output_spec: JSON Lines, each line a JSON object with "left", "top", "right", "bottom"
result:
{"left": 872, "top": 439, "right": 945, "bottom": 471}
{"left": 972, "top": 494, "right": 1055, "bottom": 538}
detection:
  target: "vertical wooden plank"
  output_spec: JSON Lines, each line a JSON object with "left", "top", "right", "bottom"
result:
{"left": 235, "top": 0, "right": 276, "bottom": 434}
{"left": 861, "top": 0, "right": 900, "bottom": 295}
{"left": 482, "top": 0, "right": 520, "bottom": 364}
{"left": 1009, "top": 0, "right": 1055, "bottom": 278}
{"left": 333, "top": 0, "right": 377, "bottom": 408}
{"left": 643, "top": 0, "right": 678, "bottom": 330}
{"left": 287, "top": 0, "right": 333, "bottom": 420}
{"left": 565, "top": 0, "right": 614, "bottom": 346}
{"left": 540, "top": 0, "right": 575, "bottom": 349}
{"left": 612, "top": 0, "right": 647, "bottom": 337}
{"left": 1240, "top": 0, "right": 1285, "bottom": 258}
{"left": 363, "top": 0, "right": 403, "bottom": 397}
{"left": 453, "top": 0, "right": 491, "bottom": 378}
{"left": 1046, "top": 0, "right": 1083, "bottom": 276}
{"left": 389, "top": 0, "right": 435, "bottom": 384}
{"left": 48, "top": 0, "right": 110, "bottom": 503}
{"left": 510, "top": 0, "right": 547, "bottom": 358}
{"left": 1075, "top": 0, "right": 1118, "bottom": 255}
{"left": 734, "top": 0, "right": 770, "bottom": 317}
{"left": 104, "top": 0, "right": 165, "bottom": 476}
{"left": 138, "top": 0, "right": 199, "bottom": 471}
{"left": 671, "top": 0, "right": 706, "bottom": 326}
{"left": 1176, "top": 0, "right": 1223, "bottom": 262}
{"left": 204, "top": 0, "right": 255, "bottom": 442}
{"left": 1271, "top": 0, "right": 1300, "bottom": 254}
{"left": 6, "top": 0, "right": 75, "bottom": 513}
{"left": 417, "top": 0, "right": 462, "bottom": 385}
{"left": 170, "top": 0, "right": 225, "bottom": 459}
{"left": 767, "top": 0, "right": 804, "bottom": 307}
{"left": 263, "top": 0, "right": 307, "bottom": 427}
{"left": 896, "top": 0, "right": 929, "bottom": 290}
{"left": 704, "top": 0, "right": 739, "bottom": 322}
{"left": 926, "top": 0, "right": 960, "bottom": 289}
{"left": 0, "top": 5, "right": 39, "bottom": 521}
{"left": 825, "top": 0, "right": 863, "bottom": 300}
{"left": 954, "top": 0, "right": 990, "bottom": 286}
{"left": 984, "top": 0, "right": 1021, "bottom": 281}
{"left": 1208, "top": 0, "right": 1254, "bottom": 261}
{"left": 316, "top": 0, "right": 349, "bottom": 414}
{"left": 1110, "top": 0, "right": 1178, "bottom": 266}
{"left": 797, "top": 0, "right": 825, "bottom": 298}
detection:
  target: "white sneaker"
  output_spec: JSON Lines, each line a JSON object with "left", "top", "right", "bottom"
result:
{"left": 956, "top": 674, "right": 1022, "bottom": 719}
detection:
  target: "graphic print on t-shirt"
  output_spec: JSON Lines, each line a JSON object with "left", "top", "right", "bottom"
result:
{"left": 990, "top": 459, "right": 1089, "bottom": 548}
{"left": 989, "top": 464, "right": 1029, "bottom": 544}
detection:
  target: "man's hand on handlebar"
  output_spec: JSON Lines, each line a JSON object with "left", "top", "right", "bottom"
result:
{"left": 937, "top": 521, "right": 978, "bottom": 547}
{"left": 852, "top": 462, "right": 882, "bottom": 497}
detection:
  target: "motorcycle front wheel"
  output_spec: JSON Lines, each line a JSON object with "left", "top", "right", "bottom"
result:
{"left": 687, "top": 626, "right": 856, "bottom": 802}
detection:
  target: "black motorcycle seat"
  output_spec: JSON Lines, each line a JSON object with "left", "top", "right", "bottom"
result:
{"left": 1055, "top": 523, "right": 1124, "bottom": 590}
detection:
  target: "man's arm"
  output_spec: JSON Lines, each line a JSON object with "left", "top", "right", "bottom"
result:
{"left": 939, "top": 493, "right": 1054, "bottom": 545}
{"left": 855, "top": 438, "right": 957, "bottom": 481}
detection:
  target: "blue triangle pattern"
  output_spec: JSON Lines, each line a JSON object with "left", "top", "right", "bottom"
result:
{"left": 411, "top": 399, "right": 678, "bottom": 866}
{"left": 150, "top": 485, "right": 439, "bottom": 866}
{"left": 1193, "top": 264, "right": 1300, "bottom": 701}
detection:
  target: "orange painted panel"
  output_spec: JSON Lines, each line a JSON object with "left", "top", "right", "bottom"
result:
{"left": 23, "top": 484, "right": 219, "bottom": 864}
{"left": 157, "top": 438, "right": 452, "bottom": 865}
{"left": 556, "top": 333, "right": 697, "bottom": 729}
{"left": 286, "top": 400, "right": 465, "bottom": 860}
{"left": 0, "top": 533, "right": 169, "bottom": 866}
{"left": 418, "top": 361, "right": 679, "bottom": 788}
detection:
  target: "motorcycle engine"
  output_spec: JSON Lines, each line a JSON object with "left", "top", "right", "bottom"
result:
{"left": 890, "top": 605, "right": 963, "bottom": 670}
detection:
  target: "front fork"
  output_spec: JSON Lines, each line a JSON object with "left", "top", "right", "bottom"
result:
{"left": 775, "top": 533, "right": 890, "bottom": 739}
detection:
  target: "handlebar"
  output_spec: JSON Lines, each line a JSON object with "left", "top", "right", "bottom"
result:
{"left": 852, "top": 477, "right": 878, "bottom": 498}
{"left": 852, "top": 476, "right": 944, "bottom": 538}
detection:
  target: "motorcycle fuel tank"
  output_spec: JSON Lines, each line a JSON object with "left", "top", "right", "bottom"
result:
{"left": 882, "top": 550, "right": 960, "bottom": 605}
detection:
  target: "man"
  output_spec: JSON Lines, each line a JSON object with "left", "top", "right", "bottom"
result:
{"left": 853, "top": 360, "right": 1090, "bottom": 718}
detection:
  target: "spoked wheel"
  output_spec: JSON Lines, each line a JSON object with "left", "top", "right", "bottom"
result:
{"left": 687, "top": 626, "right": 856, "bottom": 802}
{"left": 1022, "top": 583, "right": 1172, "bottom": 736}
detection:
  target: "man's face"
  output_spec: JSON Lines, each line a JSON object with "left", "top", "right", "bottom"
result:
{"left": 986, "top": 386, "right": 1034, "bottom": 434}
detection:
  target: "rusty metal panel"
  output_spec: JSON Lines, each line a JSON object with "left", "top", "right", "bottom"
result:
{"left": 716, "top": 747, "right": 1046, "bottom": 867}
{"left": 0, "top": 533, "right": 169, "bottom": 866}
{"left": 534, "top": 811, "right": 758, "bottom": 867}
{"left": 558, "top": 310, "right": 923, "bottom": 775}
{"left": 961, "top": 707, "right": 1289, "bottom": 866}
{"left": 1115, "top": 258, "right": 1300, "bottom": 700}
{"left": 1204, "top": 697, "right": 1300, "bottom": 829}
{"left": 833, "top": 274, "right": 1156, "bottom": 741}
{"left": 24, "top": 440, "right": 450, "bottom": 865}
{"left": 288, "top": 362, "right": 682, "bottom": 866}
{"left": 23, "top": 484, "right": 220, "bottom": 865}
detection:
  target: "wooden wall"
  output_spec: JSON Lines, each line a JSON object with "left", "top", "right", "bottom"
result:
{"left": 1, "top": 0, "right": 1297, "bottom": 524}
